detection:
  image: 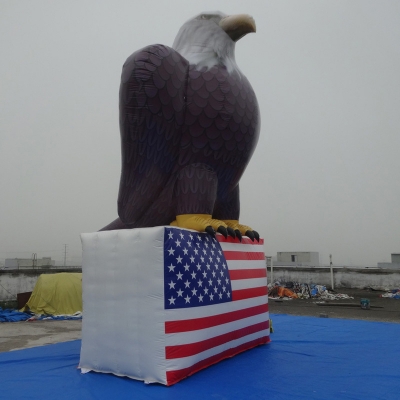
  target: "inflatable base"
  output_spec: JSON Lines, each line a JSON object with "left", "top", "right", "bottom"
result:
{"left": 79, "top": 226, "right": 269, "bottom": 385}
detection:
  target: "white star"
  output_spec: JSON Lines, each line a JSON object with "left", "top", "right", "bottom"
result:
{"left": 227, "top": 292, "right": 231, "bottom": 298}
{"left": 189, "top": 234, "right": 193, "bottom": 240}
{"left": 204, "top": 242, "right": 209, "bottom": 248}
{"left": 182, "top": 248, "right": 188, "bottom": 255}
{"left": 225, "top": 277, "right": 229, "bottom": 284}
{"left": 168, "top": 281, "right": 176, "bottom": 289}
{"left": 209, "top": 293, "right": 214, "bottom": 301}
{"left": 179, "top": 232, "right": 184, "bottom": 239}
{"left": 176, "top": 255, "right": 183, "bottom": 264}
{"left": 168, "top": 296, "right": 176, "bottom": 305}
{"left": 168, "top": 231, "right": 174, "bottom": 239}
{"left": 183, "top": 263, "right": 190, "bottom": 271}
{"left": 168, "top": 264, "right": 175, "bottom": 272}
{"left": 205, "top": 236, "right": 209, "bottom": 242}
{"left": 175, "top": 239, "right": 181, "bottom": 247}
{"left": 197, "top": 235, "right": 202, "bottom": 241}
{"left": 191, "top": 271, "right": 196, "bottom": 279}
{"left": 196, "top": 263, "right": 201, "bottom": 270}
{"left": 176, "top": 272, "right": 183, "bottom": 280}
{"left": 194, "top": 248, "right": 199, "bottom": 255}
{"left": 222, "top": 285, "right": 226, "bottom": 292}
{"left": 212, "top": 242, "right": 216, "bottom": 248}
{"left": 202, "top": 271, "right": 207, "bottom": 278}
{"left": 176, "top": 289, "right": 183, "bottom": 297}
{"left": 168, "top": 248, "right": 175, "bottom": 256}
{"left": 184, "top": 280, "right": 190, "bottom": 288}
{"left": 198, "top": 294, "right": 204, "bottom": 302}
{"left": 187, "top": 241, "right": 192, "bottom": 247}
{"left": 184, "top": 295, "right": 191, "bottom": 303}
{"left": 214, "top": 286, "right": 218, "bottom": 293}
{"left": 218, "top": 292, "right": 223, "bottom": 299}
{"left": 202, "top": 249, "right": 207, "bottom": 255}
{"left": 208, "top": 279, "right": 213, "bottom": 286}
{"left": 196, "top": 242, "right": 200, "bottom": 248}
{"left": 217, "top": 278, "right": 221, "bottom": 285}
{"left": 218, "top": 249, "right": 222, "bottom": 255}
{"left": 209, "top": 256, "right": 213, "bottom": 262}
{"left": 211, "top": 250, "right": 215, "bottom": 255}
{"left": 222, "top": 262, "right": 226, "bottom": 269}
{"left": 191, "top": 288, "right": 197, "bottom": 296}
{"left": 200, "top": 256, "right": 205, "bottom": 262}
{"left": 220, "top": 270, "right": 224, "bottom": 276}
{"left": 216, "top": 256, "right": 220, "bottom": 262}
{"left": 214, "top": 263, "right": 218, "bottom": 269}
{"left": 204, "top": 287, "right": 209, "bottom": 294}
{"left": 206, "top": 263, "right": 211, "bottom": 270}
{"left": 190, "top": 256, "right": 195, "bottom": 263}
{"left": 197, "top": 279, "right": 203, "bottom": 287}
{"left": 212, "top": 271, "right": 216, "bottom": 277}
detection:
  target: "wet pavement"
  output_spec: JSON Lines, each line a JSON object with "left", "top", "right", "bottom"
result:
{"left": 0, "top": 320, "right": 81, "bottom": 353}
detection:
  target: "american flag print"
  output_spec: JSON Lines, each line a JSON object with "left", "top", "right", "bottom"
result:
{"left": 163, "top": 227, "right": 270, "bottom": 385}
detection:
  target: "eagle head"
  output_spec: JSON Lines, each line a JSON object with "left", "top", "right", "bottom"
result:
{"left": 172, "top": 11, "right": 256, "bottom": 72}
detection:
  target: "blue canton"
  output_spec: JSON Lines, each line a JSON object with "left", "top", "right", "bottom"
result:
{"left": 164, "top": 228, "right": 233, "bottom": 309}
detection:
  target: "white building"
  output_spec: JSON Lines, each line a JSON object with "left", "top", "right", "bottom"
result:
{"left": 275, "top": 252, "right": 319, "bottom": 267}
{"left": 377, "top": 253, "right": 400, "bottom": 269}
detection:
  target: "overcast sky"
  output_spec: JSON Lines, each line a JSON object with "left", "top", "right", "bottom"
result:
{"left": 1, "top": 0, "right": 399, "bottom": 267}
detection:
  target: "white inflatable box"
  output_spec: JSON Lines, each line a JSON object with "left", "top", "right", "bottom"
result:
{"left": 79, "top": 226, "right": 269, "bottom": 385}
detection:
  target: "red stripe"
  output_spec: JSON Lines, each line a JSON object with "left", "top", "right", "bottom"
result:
{"left": 166, "top": 321, "right": 269, "bottom": 359}
{"left": 165, "top": 303, "right": 269, "bottom": 334}
{"left": 223, "top": 251, "right": 265, "bottom": 261}
{"left": 232, "top": 286, "right": 268, "bottom": 301}
{"left": 166, "top": 336, "right": 270, "bottom": 386}
{"left": 217, "top": 235, "right": 265, "bottom": 245}
{"left": 229, "top": 268, "right": 267, "bottom": 280}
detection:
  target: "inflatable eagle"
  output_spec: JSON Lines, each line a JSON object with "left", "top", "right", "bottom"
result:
{"left": 101, "top": 11, "right": 261, "bottom": 241}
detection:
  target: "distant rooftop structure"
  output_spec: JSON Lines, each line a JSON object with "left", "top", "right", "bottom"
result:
{"left": 377, "top": 253, "right": 400, "bottom": 269}
{"left": 275, "top": 252, "right": 319, "bottom": 267}
{"left": 4, "top": 257, "right": 55, "bottom": 270}
{"left": 391, "top": 254, "right": 400, "bottom": 264}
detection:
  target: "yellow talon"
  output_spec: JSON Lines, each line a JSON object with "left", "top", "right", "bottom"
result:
{"left": 222, "top": 219, "right": 253, "bottom": 235}
{"left": 171, "top": 214, "right": 227, "bottom": 232}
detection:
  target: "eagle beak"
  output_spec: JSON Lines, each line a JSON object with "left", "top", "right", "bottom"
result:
{"left": 219, "top": 14, "right": 256, "bottom": 42}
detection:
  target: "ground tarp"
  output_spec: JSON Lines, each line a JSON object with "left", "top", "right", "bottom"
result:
{"left": 0, "top": 314, "right": 399, "bottom": 399}
{"left": 23, "top": 273, "right": 82, "bottom": 315}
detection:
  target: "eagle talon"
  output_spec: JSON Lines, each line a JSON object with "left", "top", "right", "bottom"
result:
{"left": 205, "top": 226, "right": 216, "bottom": 238}
{"left": 253, "top": 230, "right": 260, "bottom": 242}
{"left": 234, "top": 229, "right": 242, "bottom": 242}
{"left": 217, "top": 226, "right": 228, "bottom": 238}
{"left": 246, "top": 230, "right": 255, "bottom": 242}
{"left": 227, "top": 227, "right": 236, "bottom": 239}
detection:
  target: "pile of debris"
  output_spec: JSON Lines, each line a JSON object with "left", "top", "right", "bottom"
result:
{"left": 268, "top": 282, "right": 354, "bottom": 301}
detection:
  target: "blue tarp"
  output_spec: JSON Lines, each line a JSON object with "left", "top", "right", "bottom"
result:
{"left": 0, "top": 314, "right": 399, "bottom": 399}
{"left": 0, "top": 307, "right": 32, "bottom": 322}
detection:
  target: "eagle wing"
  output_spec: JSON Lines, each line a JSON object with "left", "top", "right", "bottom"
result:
{"left": 118, "top": 45, "right": 189, "bottom": 226}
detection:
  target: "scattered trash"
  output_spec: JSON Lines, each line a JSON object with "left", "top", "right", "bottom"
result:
{"left": 379, "top": 289, "right": 400, "bottom": 299}
{"left": 268, "top": 282, "right": 354, "bottom": 301}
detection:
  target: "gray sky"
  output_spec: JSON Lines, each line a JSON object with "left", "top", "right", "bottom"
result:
{"left": 1, "top": 0, "right": 399, "bottom": 267}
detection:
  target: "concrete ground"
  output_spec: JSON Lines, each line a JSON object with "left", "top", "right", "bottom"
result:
{"left": 0, "top": 320, "right": 82, "bottom": 353}
{"left": 0, "top": 288, "right": 399, "bottom": 353}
